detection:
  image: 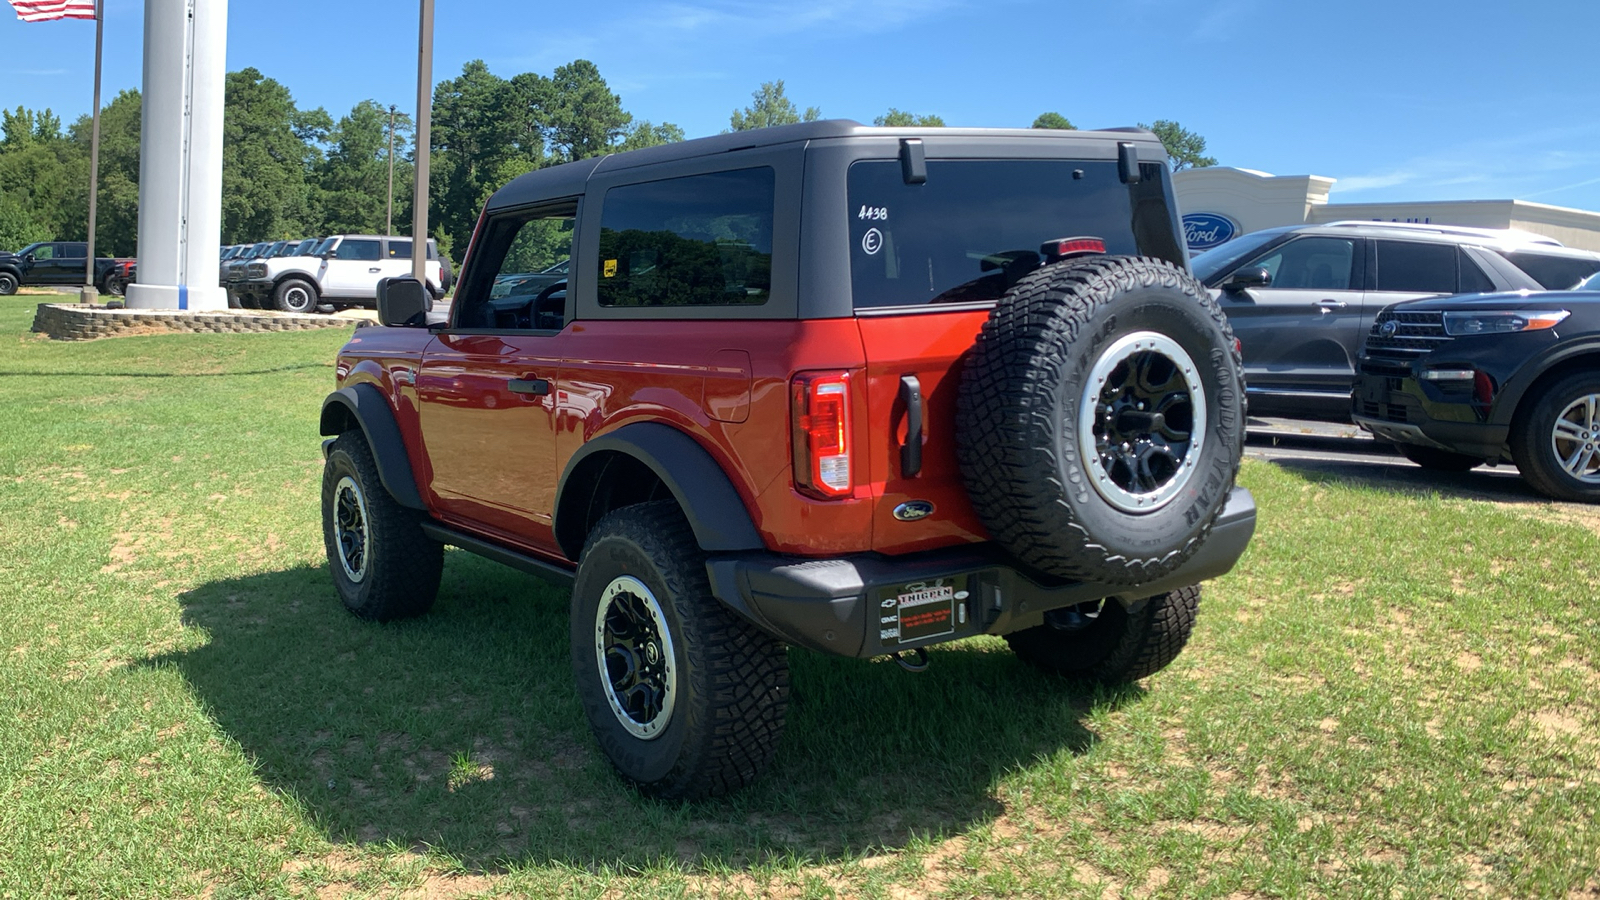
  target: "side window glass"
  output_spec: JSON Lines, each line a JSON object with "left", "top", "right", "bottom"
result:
{"left": 335, "top": 239, "right": 382, "bottom": 261}
{"left": 1375, "top": 240, "right": 1456, "bottom": 293}
{"left": 596, "top": 167, "right": 774, "bottom": 308}
{"left": 1499, "top": 250, "right": 1600, "bottom": 290}
{"left": 1244, "top": 237, "right": 1354, "bottom": 290}
{"left": 1459, "top": 249, "right": 1495, "bottom": 294}
{"left": 388, "top": 241, "right": 411, "bottom": 259}
{"left": 33, "top": 244, "right": 54, "bottom": 260}
{"left": 455, "top": 208, "right": 577, "bottom": 331}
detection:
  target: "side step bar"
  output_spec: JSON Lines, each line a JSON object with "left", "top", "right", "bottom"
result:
{"left": 419, "top": 521, "right": 576, "bottom": 588}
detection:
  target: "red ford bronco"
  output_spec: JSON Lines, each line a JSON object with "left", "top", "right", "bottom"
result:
{"left": 319, "top": 121, "right": 1257, "bottom": 799}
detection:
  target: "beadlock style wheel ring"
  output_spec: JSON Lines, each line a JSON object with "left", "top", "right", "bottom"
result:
{"left": 593, "top": 575, "right": 677, "bottom": 740}
{"left": 1078, "top": 330, "right": 1207, "bottom": 514}
{"left": 1550, "top": 393, "right": 1600, "bottom": 483}
{"left": 283, "top": 284, "right": 312, "bottom": 312}
{"left": 333, "top": 475, "right": 370, "bottom": 583}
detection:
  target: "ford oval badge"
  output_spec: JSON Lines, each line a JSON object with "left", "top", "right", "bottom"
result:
{"left": 893, "top": 500, "right": 935, "bottom": 522}
{"left": 1182, "top": 213, "right": 1237, "bottom": 251}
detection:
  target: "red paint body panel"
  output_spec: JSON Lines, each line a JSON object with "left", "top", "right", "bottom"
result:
{"left": 855, "top": 311, "right": 992, "bottom": 554}
{"left": 335, "top": 310, "right": 995, "bottom": 562}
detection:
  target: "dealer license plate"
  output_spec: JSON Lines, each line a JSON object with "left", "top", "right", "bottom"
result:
{"left": 877, "top": 578, "right": 964, "bottom": 645}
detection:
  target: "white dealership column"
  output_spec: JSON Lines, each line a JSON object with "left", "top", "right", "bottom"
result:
{"left": 125, "top": 0, "right": 228, "bottom": 311}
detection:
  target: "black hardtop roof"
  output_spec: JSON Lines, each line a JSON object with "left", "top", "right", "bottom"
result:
{"left": 485, "top": 119, "right": 1166, "bottom": 212}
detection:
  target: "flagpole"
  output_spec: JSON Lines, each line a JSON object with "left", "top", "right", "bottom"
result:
{"left": 80, "top": 0, "right": 103, "bottom": 303}
{"left": 411, "top": 0, "right": 433, "bottom": 284}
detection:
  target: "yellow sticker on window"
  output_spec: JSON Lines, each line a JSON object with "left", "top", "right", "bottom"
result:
{"left": 603, "top": 259, "right": 618, "bottom": 278}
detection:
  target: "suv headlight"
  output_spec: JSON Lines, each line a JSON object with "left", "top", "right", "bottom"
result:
{"left": 246, "top": 263, "right": 267, "bottom": 278}
{"left": 1441, "top": 309, "right": 1569, "bottom": 336}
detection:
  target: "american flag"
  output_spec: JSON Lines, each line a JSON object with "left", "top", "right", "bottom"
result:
{"left": 8, "top": 0, "right": 96, "bottom": 21}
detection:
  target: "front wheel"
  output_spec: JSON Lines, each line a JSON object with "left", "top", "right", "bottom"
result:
{"left": 0, "top": 272, "right": 17, "bottom": 295}
{"left": 320, "top": 432, "right": 443, "bottom": 620}
{"left": 274, "top": 278, "right": 319, "bottom": 314}
{"left": 1512, "top": 372, "right": 1600, "bottom": 502}
{"left": 571, "top": 500, "right": 789, "bottom": 800}
{"left": 1005, "top": 585, "right": 1201, "bottom": 683}
{"left": 1397, "top": 444, "right": 1481, "bottom": 473}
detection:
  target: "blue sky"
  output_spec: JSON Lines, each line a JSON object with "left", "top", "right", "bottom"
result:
{"left": 4, "top": 0, "right": 1600, "bottom": 210}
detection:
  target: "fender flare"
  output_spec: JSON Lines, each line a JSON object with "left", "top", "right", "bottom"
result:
{"left": 553, "top": 422, "right": 764, "bottom": 560}
{"left": 1490, "top": 338, "right": 1600, "bottom": 427}
{"left": 319, "top": 384, "right": 426, "bottom": 510}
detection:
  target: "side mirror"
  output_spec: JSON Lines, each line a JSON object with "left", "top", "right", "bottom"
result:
{"left": 21, "top": 252, "right": 34, "bottom": 263}
{"left": 1223, "top": 266, "right": 1271, "bottom": 292}
{"left": 377, "top": 277, "right": 432, "bottom": 327}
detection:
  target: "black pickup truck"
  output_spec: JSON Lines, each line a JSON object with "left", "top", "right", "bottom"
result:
{"left": 0, "top": 241, "right": 132, "bottom": 296}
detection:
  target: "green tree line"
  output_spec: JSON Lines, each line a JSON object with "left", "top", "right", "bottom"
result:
{"left": 0, "top": 67, "right": 1213, "bottom": 263}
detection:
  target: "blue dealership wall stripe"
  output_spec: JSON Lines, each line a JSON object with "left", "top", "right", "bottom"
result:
{"left": 1183, "top": 213, "right": 1237, "bottom": 250}
{"left": 178, "top": 284, "right": 188, "bottom": 311}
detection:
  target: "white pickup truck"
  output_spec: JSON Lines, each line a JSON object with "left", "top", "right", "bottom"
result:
{"left": 229, "top": 235, "right": 449, "bottom": 313}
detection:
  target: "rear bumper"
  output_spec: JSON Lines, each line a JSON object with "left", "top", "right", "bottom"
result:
{"left": 705, "top": 486, "right": 1257, "bottom": 658}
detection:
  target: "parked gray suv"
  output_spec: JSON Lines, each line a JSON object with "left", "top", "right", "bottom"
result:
{"left": 1192, "top": 222, "right": 1600, "bottom": 420}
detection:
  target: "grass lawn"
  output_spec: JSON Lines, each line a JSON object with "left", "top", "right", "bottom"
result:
{"left": 0, "top": 294, "right": 1597, "bottom": 899}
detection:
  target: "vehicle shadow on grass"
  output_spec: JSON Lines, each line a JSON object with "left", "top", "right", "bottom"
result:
{"left": 151, "top": 552, "right": 1135, "bottom": 872}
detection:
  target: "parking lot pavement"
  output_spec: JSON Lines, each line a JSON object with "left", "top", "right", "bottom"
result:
{"left": 1244, "top": 416, "right": 1549, "bottom": 506}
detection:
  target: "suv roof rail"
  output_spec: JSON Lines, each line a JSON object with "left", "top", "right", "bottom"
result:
{"left": 1321, "top": 220, "right": 1564, "bottom": 247}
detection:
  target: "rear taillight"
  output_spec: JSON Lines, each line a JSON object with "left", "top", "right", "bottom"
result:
{"left": 791, "top": 371, "right": 853, "bottom": 499}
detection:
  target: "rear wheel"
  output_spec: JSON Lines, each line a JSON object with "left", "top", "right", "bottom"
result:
{"left": 274, "top": 277, "right": 319, "bottom": 314}
{"left": 1397, "top": 444, "right": 1481, "bottom": 473}
{"left": 957, "top": 256, "right": 1245, "bottom": 585}
{"left": 571, "top": 500, "right": 788, "bottom": 800}
{"left": 1005, "top": 585, "right": 1201, "bottom": 683}
{"left": 320, "top": 432, "right": 442, "bottom": 621}
{"left": 1512, "top": 372, "right": 1600, "bottom": 502}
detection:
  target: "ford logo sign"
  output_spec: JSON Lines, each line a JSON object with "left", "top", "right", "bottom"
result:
{"left": 893, "top": 500, "right": 935, "bottom": 522}
{"left": 1182, "top": 213, "right": 1237, "bottom": 251}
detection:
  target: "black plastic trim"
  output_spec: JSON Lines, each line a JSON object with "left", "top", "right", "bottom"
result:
{"left": 318, "top": 384, "right": 426, "bottom": 510}
{"left": 705, "top": 486, "right": 1257, "bottom": 658}
{"left": 419, "top": 521, "right": 575, "bottom": 587}
{"left": 553, "top": 422, "right": 765, "bottom": 560}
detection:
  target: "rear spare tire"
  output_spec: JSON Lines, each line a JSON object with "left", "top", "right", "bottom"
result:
{"left": 956, "top": 255, "right": 1244, "bottom": 585}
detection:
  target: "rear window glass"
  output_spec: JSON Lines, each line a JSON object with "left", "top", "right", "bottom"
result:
{"left": 596, "top": 167, "right": 774, "bottom": 308}
{"left": 847, "top": 159, "right": 1184, "bottom": 309}
{"left": 1498, "top": 250, "right": 1600, "bottom": 289}
{"left": 1375, "top": 240, "right": 1457, "bottom": 293}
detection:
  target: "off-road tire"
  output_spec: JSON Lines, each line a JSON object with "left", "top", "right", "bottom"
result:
{"left": 321, "top": 431, "right": 443, "bottom": 621}
{"left": 236, "top": 292, "right": 258, "bottom": 310}
{"left": 1005, "top": 585, "right": 1201, "bottom": 683}
{"left": 274, "top": 277, "right": 319, "bottom": 314}
{"left": 1397, "top": 444, "right": 1481, "bottom": 473}
{"left": 956, "top": 255, "right": 1245, "bottom": 585}
{"left": 99, "top": 274, "right": 126, "bottom": 297}
{"left": 1511, "top": 371, "right": 1600, "bottom": 502}
{"left": 571, "top": 500, "right": 788, "bottom": 800}
{"left": 0, "top": 272, "right": 17, "bottom": 295}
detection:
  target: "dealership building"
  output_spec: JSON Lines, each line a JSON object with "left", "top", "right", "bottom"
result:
{"left": 1172, "top": 167, "right": 1600, "bottom": 255}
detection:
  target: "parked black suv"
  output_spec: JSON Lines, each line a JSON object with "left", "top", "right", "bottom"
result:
{"left": 1193, "top": 222, "right": 1600, "bottom": 420}
{"left": 1353, "top": 271, "right": 1600, "bottom": 501}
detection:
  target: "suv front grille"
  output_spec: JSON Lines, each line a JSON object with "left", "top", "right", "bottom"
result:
{"left": 1359, "top": 310, "right": 1453, "bottom": 378}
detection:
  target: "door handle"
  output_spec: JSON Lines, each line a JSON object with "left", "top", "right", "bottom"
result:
{"left": 368, "top": 267, "right": 382, "bottom": 273}
{"left": 1315, "top": 299, "right": 1347, "bottom": 313}
{"left": 899, "top": 374, "right": 923, "bottom": 477}
{"left": 509, "top": 378, "right": 550, "bottom": 396}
